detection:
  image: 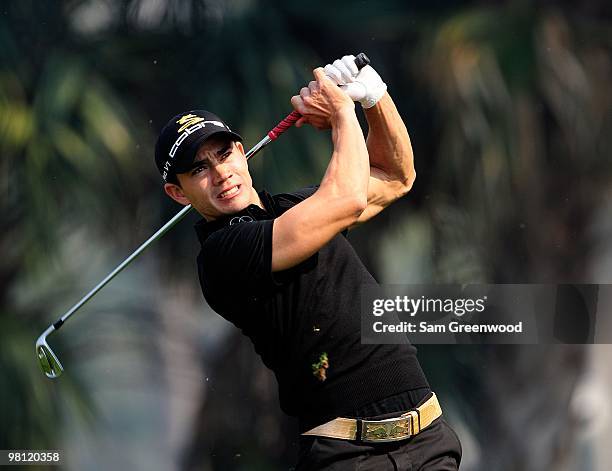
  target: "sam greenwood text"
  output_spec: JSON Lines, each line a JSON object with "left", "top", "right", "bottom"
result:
{"left": 372, "top": 321, "right": 524, "bottom": 334}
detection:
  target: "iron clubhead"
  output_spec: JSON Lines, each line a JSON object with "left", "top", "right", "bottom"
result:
{"left": 36, "top": 331, "right": 64, "bottom": 379}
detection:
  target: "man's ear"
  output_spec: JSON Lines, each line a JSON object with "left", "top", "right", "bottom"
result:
{"left": 164, "top": 182, "right": 191, "bottom": 206}
{"left": 236, "top": 141, "right": 245, "bottom": 155}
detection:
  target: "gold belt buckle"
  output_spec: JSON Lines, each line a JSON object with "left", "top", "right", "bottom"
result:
{"left": 360, "top": 411, "right": 416, "bottom": 443}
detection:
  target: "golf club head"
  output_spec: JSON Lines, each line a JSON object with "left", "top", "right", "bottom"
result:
{"left": 36, "top": 331, "right": 64, "bottom": 379}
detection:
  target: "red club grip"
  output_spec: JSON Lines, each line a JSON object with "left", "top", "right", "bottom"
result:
{"left": 266, "top": 54, "right": 369, "bottom": 141}
{"left": 268, "top": 110, "right": 301, "bottom": 140}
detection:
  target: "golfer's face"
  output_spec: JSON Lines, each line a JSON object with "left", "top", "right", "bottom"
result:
{"left": 176, "top": 137, "right": 255, "bottom": 220}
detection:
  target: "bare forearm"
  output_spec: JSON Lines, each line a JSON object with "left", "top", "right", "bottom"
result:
{"left": 319, "top": 108, "right": 370, "bottom": 207}
{"left": 364, "top": 93, "right": 415, "bottom": 185}
{"left": 271, "top": 109, "right": 369, "bottom": 271}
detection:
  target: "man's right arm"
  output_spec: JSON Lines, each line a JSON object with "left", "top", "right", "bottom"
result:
{"left": 270, "top": 68, "right": 369, "bottom": 272}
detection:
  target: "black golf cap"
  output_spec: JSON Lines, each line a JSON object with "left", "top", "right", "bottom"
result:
{"left": 155, "top": 110, "right": 242, "bottom": 182}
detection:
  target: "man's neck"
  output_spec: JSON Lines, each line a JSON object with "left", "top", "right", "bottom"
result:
{"left": 204, "top": 187, "right": 264, "bottom": 223}
{"left": 249, "top": 188, "right": 264, "bottom": 210}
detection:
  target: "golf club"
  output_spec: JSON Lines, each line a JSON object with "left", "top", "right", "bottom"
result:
{"left": 36, "top": 53, "right": 371, "bottom": 379}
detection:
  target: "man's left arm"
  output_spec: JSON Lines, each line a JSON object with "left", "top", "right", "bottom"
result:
{"left": 355, "top": 92, "right": 416, "bottom": 225}
{"left": 323, "top": 56, "right": 416, "bottom": 227}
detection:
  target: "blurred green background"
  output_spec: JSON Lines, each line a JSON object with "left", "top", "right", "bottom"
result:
{"left": 2, "top": 1, "right": 612, "bottom": 470}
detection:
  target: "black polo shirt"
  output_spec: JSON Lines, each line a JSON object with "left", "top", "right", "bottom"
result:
{"left": 195, "top": 186, "right": 429, "bottom": 429}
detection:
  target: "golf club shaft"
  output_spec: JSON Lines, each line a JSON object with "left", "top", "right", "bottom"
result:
{"left": 49, "top": 111, "right": 301, "bottom": 332}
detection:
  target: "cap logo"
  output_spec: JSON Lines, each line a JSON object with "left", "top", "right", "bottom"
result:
{"left": 176, "top": 114, "right": 205, "bottom": 133}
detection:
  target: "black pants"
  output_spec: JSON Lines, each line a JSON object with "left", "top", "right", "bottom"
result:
{"left": 295, "top": 391, "right": 462, "bottom": 470}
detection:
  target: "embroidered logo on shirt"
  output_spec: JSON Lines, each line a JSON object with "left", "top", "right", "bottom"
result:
{"left": 229, "top": 215, "right": 254, "bottom": 225}
{"left": 312, "top": 352, "right": 329, "bottom": 382}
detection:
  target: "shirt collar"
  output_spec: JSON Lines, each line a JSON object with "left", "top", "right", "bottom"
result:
{"left": 194, "top": 189, "right": 278, "bottom": 243}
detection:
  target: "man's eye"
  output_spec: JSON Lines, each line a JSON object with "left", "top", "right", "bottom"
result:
{"left": 192, "top": 165, "right": 207, "bottom": 175}
{"left": 221, "top": 151, "right": 231, "bottom": 160}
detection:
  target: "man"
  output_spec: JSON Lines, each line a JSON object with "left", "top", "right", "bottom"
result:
{"left": 155, "top": 55, "right": 461, "bottom": 470}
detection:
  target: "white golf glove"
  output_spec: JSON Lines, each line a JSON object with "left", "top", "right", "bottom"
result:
{"left": 324, "top": 55, "right": 387, "bottom": 108}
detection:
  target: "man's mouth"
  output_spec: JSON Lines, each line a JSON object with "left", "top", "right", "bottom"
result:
{"left": 218, "top": 185, "right": 240, "bottom": 199}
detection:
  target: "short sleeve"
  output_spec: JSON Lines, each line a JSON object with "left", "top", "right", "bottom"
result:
{"left": 198, "top": 219, "right": 275, "bottom": 309}
{"left": 275, "top": 185, "right": 319, "bottom": 212}
{"left": 290, "top": 185, "right": 319, "bottom": 201}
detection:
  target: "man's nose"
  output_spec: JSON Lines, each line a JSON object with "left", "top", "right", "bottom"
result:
{"left": 211, "top": 162, "right": 233, "bottom": 184}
